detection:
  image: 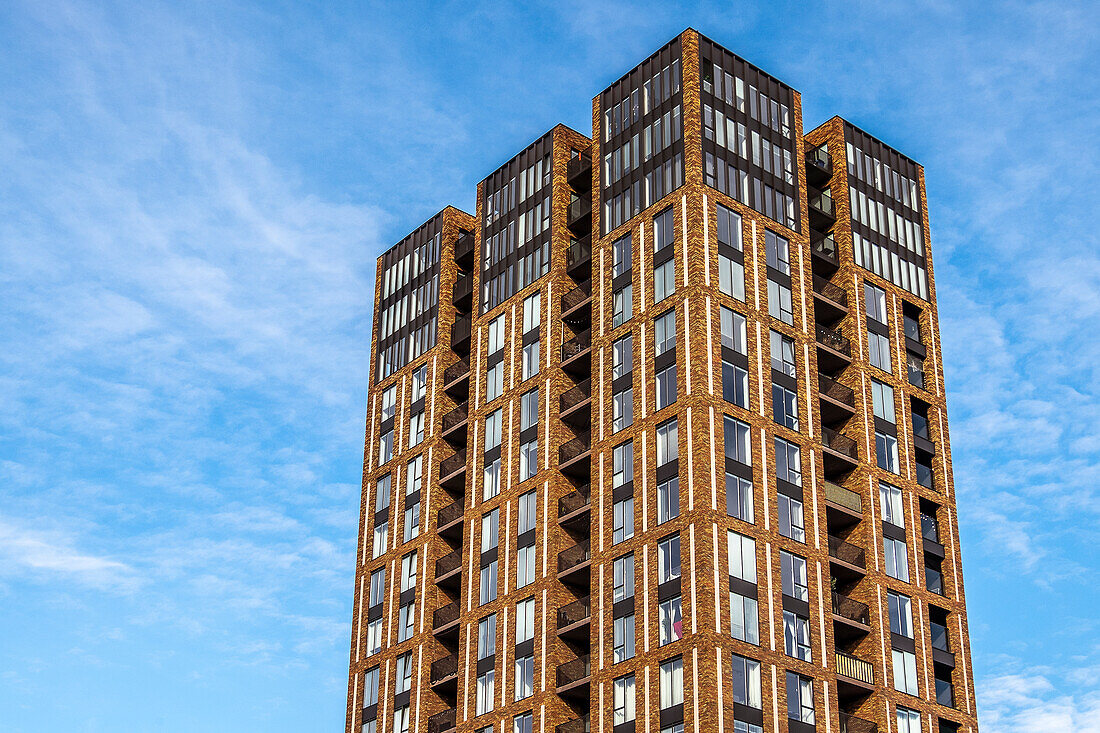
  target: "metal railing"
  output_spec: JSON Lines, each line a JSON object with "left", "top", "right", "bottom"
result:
{"left": 555, "top": 715, "right": 591, "bottom": 733}
{"left": 568, "top": 154, "right": 592, "bottom": 183}
{"left": 560, "top": 378, "right": 591, "bottom": 413}
{"left": 832, "top": 591, "right": 870, "bottom": 626}
{"left": 828, "top": 535, "right": 866, "bottom": 569}
{"left": 568, "top": 197, "right": 592, "bottom": 225}
{"left": 427, "top": 708, "right": 456, "bottom": 733}
{"left": 558, "top": 484, "right": 591, "bottom": 517}
{"left": 452, "top": 270, "right": 472, "bottom": 303}
{"left": 439, "top": 450, "right": 466, "bottom": 478}
{"left": 433, "top": 602, "right": 459, "bottom": 629}
{"left": 442, "top": 359, "right": 469, "bottom": 385}
{"left": 839, "top": 712, "right": 878, "bottom": 733}
{"left": 822, "top": 427, "right": 858, "bottom": 460}
{"left": 451, "top": 315, "right": 471, "bottom": 347}
{"left": 816, "top": 324, "right": 852, "bottom": 356}
{"left": 557, "top": 595, "right": 591, "bottom": 628}
{"left": 454, "top": 230, "right": 474, "bottom": 261}
{"left": 561, "top": 280, "right": 592, "bottom": 313}
{"left": 441, "top": 404, "right": 468, "bottom": 432}
{"left": 936, "top": 678, "right": 955, "bottom": 708}
{"left": 556, "top": 655, "right": 591, "bottom": 687}
{"left": 813, "top": 275, "right": 849, "bottom": 308}
{"left": 567, "top": 236, "right": 591, "bottom": 269}
{"left": 810, "top": 189, "right": 836, "bottom": 218}
{"left": 819, "top": 374, "right": 855, "bottom": 407}
{"left": 429, "top": 654, "right": 458, "bottom": 684}
{"left": 824, "top": 480, "right": 862, "bottom": 514}
{"left": 562, "top": 329, "right": 591, "bottom": 361}
{"left": 836, "top": 651, "right": 874, "bottom": 685}
{"left": 812, "top": 233, "right": 838, "bottom": 264}
{"left": 559, "top": 434, "right": 591, "bottom": 464}
{"left": 436, "top": 502, "right": 463, "bottom": 529}
{"left": 557, "top": 539, "right": 591, "bottom": 574}
{"left": 807, "top": 145, "right": 832, "bottom": 173}
{"left": 434, "top": 550, "right": 462, "bottom": 579}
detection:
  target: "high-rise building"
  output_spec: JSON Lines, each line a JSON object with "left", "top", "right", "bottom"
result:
{"left": 345, "top": 28, "right": 978, "bottom": 733}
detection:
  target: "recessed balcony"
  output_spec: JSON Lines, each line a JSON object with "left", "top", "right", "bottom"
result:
{"left": 429, "top": 654, "right": 458, "bottom": 696}
{"left": 454, "top": 230, "right": 474, "bottom": 269}
{"left": 432, "top": 602, "right": 460, "bottom": 643}
{"left": 808, "top": 188, "right": 837, "bottom": 230}
{"left": 819, "top": 374, "right": 856, "bottom": 425}
{"left": 828, "top": 535, "right": 867, "bottom": 583}
{"left": 558, "top": 434, "right": 591, "bottom": 477}
{"left": 835, "top": 650, "right": 875, "bottom": 701}
{"left": 822, "top": 427, "right": 859, "bottom": 477}
{"left": 838, "top": 712, "right": 878, "bottom": 733}
{"left": 555, "top": 715, "right": 590, "bottom": 733}
{"left": 436, "top": 501, "right": 464, "bottom": 541}
{"left": 442, "top": 359, "right": 469, "bottom": 400}
{"left": 438, "top": 449, "right": 467, "bottom": 493}
{"left": 812, "top": 232, "right": 839, "bottom": 271}
{"left": 805, "top": 145, "right": 832, "bottom": 187}
{"left": 824, "top": 480, "right": 863, "bottom": 527}
{"left": 452, "top": 270, "right": 473, "bottom": 313}
{"left": 813, "top": 275, "right": 849, "bottom": 322}
{"left": 567, "top": 236, "right": 591, "bottom": 280}
{"left": 557, "top": 539, "right": 591, "bottom": 585}
{"left": 560, "top": 378, "right": 591, "bottom": 427}
{"left": 556, "top": 595, "right": 591, "bottom": 643}
{"left": 568, "top": 197, "right": 592, "bottom": 231}
{"left": 568, "top": 153, "right": 592, "bottom": 190}
{"left": 440, "top": 403, "right": 468, "bottom": 446}
{"left": 427, "top": 708, "right": 456, "bottom": 733}
{"left": 816, "top": 324, "right": 852, "bottom": 372}
{"left": 561, "top": 328, "right": 591, "bottom": 375}
{"left": 561, "top": 281, "right": 592, "bottom": 326}
{"left": 555, "top": 654, "right": 591, "bottom": 700}
{"left": 450, "top": 314, "right": 471, "bottom": 356}
{"left": 557, "top": 483, "right": 591, "bottom": 532}
{"left": 831, "top": 590, "right": 871, "bottom": 640}
{"left": 434, "top": 549, "right": 462, "bottom": 591}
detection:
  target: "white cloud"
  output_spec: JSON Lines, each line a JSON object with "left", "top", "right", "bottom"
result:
{"left": 0, "top": 518, "right": 136, "bottom": 590}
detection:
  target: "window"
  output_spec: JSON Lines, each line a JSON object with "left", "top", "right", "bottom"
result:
{"left": 716, "top": 204, "right": 742, "bottom": 250}
{"left": 400, "top": 551, "right": 417, "bottom": 592}
{"left": 657, "top": 418, "right": 679, "bottom": 465}
{"left": 363, "top": 666, "right": 380, "bottom": 708}
{"left": 893, "top": 648, "right": 919, "bottom": 695}
{"left": 398, "top": 601, "right": 415, "bottom": 642}
{"left": 517, "top": 490, "right": 536, "bottom": 534}
{"left": 768, "top": 280, "right": 793, "bottom": 324}
{"left": 721, "top": 307, "right": 747, "bottom": 353}
{"left": 487, "top": 314, "right": 505, "bottom": 354}
{"left": 869, "top": 330, "right": 892, "bottom": 373}
{"left": 517, "top": 390, "right": 538, "bottom": 431}
{"left": 514, "top": 655, "right": 534, "bottom": 700}
{"left": 723, "top": 361, "right": 749, "bottom": 408}
{"left": 613, "top": 284, "right": 633, "bottom": 327}
{"left": 485, "top": 409, "right": 503, "bottom": 451}
{"left": 659, "top": 657, "right": 684, "bottom": 710}
{"left": 393, "top": 706, "right": 410, "bottom": 733}
{"left": 514, "top": 712, "right": 533, "bottom": 733}
{"left": 480, "top": 562, "right": 497, "bottom": 604}
{"left": 775, "top": 437, "right": 801, "bottom": 486}
{"left": 880, "top": 482, "right": 904, "bottom": 527}
{"left": 718, "top": 253, "right": 745, "bottom": 300}
{"left": 486, "top": 360, "right": 503, "bottom": 401}
{"left": 730, "top": 592, "right": 759, "bottom": 644}
{"left": 907, "top": 352, "right": 925, "bottom": 388}
{"left": 365, "top": 618, "right": 383, "bottom": 655}
{"left": 730, "top": 654, "right": 762, "bottom": 708}
{"left": 771, "top": 383, "right": 798, "bottom": 430}
{"left": 613, "top": 388, "right": 634, "bottom": 432}
{"left": 655, "top": 309, "right": 676, "bottom": 355}
{"left": 613, "top": 497, "right": 634, "bottom": 544}
{"left": 406, "top": 456, "right": 422, "bottom": 495}
{"left": 885, "top": 537, "right": 910, "bottom": 582}
{"left": 777, "top": 494, "right": 805, "bottom": 542}
{"left": 614, "top": 614, "right": 636, "bottom": 662}
{"left": 380, "top": 385, "right": 396, "bottom": 423}
{"left": 770, "top": 330, "right": 796, "bottom": 376}
{"left": 477, "top": 614, "right": 496, "bottom": 659}
{"left": 765, "top": 230, "right": 790, "bottom": 275}
{"left": 658, "top": 534, "right": 681, "bottom": 583}
{"left": 516, "top": 598, "right": 535, "bottom": 643}
{"left": 379, "top": 430, "right": 393, "bottom": 464}
{"left": 411, "top": 364, "right": 428, "bottom": 402}
{"left": 728, "top": 531, "right": 757, "bottom": 583}
{"left": 475, "top": 669, "right": 495, "bottom": 715}
{"left": 864, "top": 283, "right": 887, "bottom": 324}
{"left": 395, "top": 652, "right": 413, "bottom": 694}
{"left": 783, "top": 611, "right": 812, "bottom": 661}
{"left": 612, "top": 334, "right": 633, "bottom": 379}
{"left": 520, "top": 440, "right": 538, "bottom": 481}
{"left": 657, "top": 476, "right": 680, "bottom": 524}
{"left": 613, "top": 441, "right": 634, "bottom": 488}
{"left": 515, "top": 544, "right": 535, "bottom": 588}
{"left": 481, "top": 509, "right": 499, "bottom": 552}
{"left": 613, "top": 674, "right": 637, "bottom": 724}
{"left": 522, "top": 341, "right": 539, "bottom": 380}
{"left": 904, "top": 309, "right": 923, "bottom": 343}
{"left": 897, "top": 706, "right": 922, "bottom": 733}
{"left": 724, "top": 416, "right": 751, "bottom": 464}
{"left": 656, "top": 365, "right": 677, "bottom": 409}
{"left": 877, "top": 431, "right": 899, "bottom": 473}
{"left": 780, "top": 550, "right": 808, "bottom": 601}
{"left": 375, "top": 475, "right": 392, "bottom": 513}
{"left": 785, "top": 672, "right": 815, "bottom": 724}
{"left": 722, "top": 471, "right": 754, "bottom": 524}
{"left": 655, "top": 259, "right": 675, "bottom": 302}
{"left": 368, "top": 568, "right": 385, "bottom": 608}
{"left": 872, "top": 379, "right": 896, "bottom": 423}
{"left": 522, "top": 292, "right": 540, "bottom": 334}
{"left": 372, "top": 521, "right": 388, "bottom": 559}
{"left": 612, "top": 233, "right": 632, "bottom": 277}
{"left": 659, "top": 597, "right": 683, "bottom": 644}
{"left": 403, "top": 501, "right": 419, "bottom": 542}
{"left": 613, "top": 553, "right": 635, "bottom": 602}
{"left": 888, "top": 591, "right": 914, "bottom": 638}
{"left": 483, "top": 458, "right": 501, "bottom": 500}
{"left": 654, "top": 207, "right": 675, "bottom": 252}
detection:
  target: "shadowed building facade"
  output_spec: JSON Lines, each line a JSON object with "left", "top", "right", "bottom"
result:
{"left": 345, "top": 28, "right": 978, "bottom": 733}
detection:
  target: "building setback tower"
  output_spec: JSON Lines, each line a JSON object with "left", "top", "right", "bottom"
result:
{"left": 346, "top": 29, "right": 978, "bottom": 733}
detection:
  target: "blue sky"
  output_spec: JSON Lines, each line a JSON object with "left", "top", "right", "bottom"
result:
{"left": 0, "top": 1, "right": 1097, "bottom": 731}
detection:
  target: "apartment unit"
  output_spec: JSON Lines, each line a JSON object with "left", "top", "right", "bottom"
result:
{"left": 346, "top": 28, "right": 978, "bottom": 733}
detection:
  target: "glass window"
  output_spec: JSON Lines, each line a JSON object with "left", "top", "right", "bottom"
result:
{"left": 411, "top": 364, "right": 428, "bottom": 402}
{"left": 486, "top": 360, "right": 503, "bottom": 401}
{"left": 517, "top": 544, "right": 535, "bottom": 588}
{"left": 365, "top": 617, "right": 383, "bottom": 655}
{"left": 864, "top": 283, "right": 887, "bottom": 324}
{"left": 659, "top": 596, "right": 683, "bottom": 645}
{"left": 880, "top": 482, "right": 904, "bottom": 527}
{"left": 475, "top": 669, "right": 495, "bottom": 715}
{"left": 780, "top": 550, "right": 808, "bottom": 601}
{"left": 521, "top": 390, "right": 539, "bottom": 431}
{"left": 723, "top": 361, "right": 749, "bottom": 408}
{"left": 481, "top": 509, "right": 499, "bottom": 553}
{"left": 514, "top": 655, "right": 534, "bottom": 700}
{"left": 785, "top": 672, "right": 815, "bottom": 724}
{"left": 368, "top": 567, "right": 385, "bottom": 608}
{"left": 375, "top": 475, "right": 392, "bottom": 513}
{"left": 517, "top": 490, "right": 537, "bottom": 534}
{"left": 379, "top": 430, "right": 393, "bottom": 464}
{"left": 783, "top": 610, "right": 812, "bottom": 661}
{"left": 613, "top": 388, "right": 634, "bottom": 432}
{"left": 656, "top": 365, "right": 677, "bottom": 409}
{"left": 659, "top": 657, "right": 684, "bottom": 710}
{"left": 892, "top": 648, "right": 919, "bottom": 695}
{"left": 613, "top": 284, "right": 633, "bottom": 328}
{"left": 393, "top": 706, "right": 410, "bottom": 733}
{"left": 896, "top": 706, "right": 922, "bottom": 733}
{"left": 613, "top": 674, "right": 637, "bottom": 725}
{"left": 730, "top": 654, "right": 762, "bottom": 708}
{"left": 613, "top": 497, "right": 634, "bottom": 544}
{"left": 613, "top": 233, "right": 632, "bottom": 277}
{"left": 730, "top": 592, "right": 759, "bottom": 645}
{"left": 719, "top": 254, "right": 745, "bottom": 300}
{"left": 655, "top": 259, "right": 675, "bottom": 303}
{"left": 728, "top": 531, "right": 757, "bottom": 583}
{"left": 872, "top": 379, "right": 896, "bottom": 423}
{"left": 516, "top": 598, "right": 535, "bottom": 643}
{"left": 483, "top": 457, "right": 501, "bottom": 500}
{"left": 654, "top": 207, "right": 675, "bottom": 252}
{"left": 520, "top": 439, "right": 538, "bottom": 481}
{"left": 904, "top": 311, "right": 923, "bottom": 343}
{"left": 405, "top": 456, "right": 422, "bottom": 495}
{"left": 372, "top": 521, "right": 388, "bottom": 559}
{"left": 613, "top": 553, "right": 635, "bottom": 602}
{"left": 485, "top": 408, "right": 503, "bottom": 451}
{"left": 487, "top": 314, "right": 505, "bottom": 354}
{"left": 877, "top": 431, "right": 899, "bottom": 473}
{"left": 403, "top": 501, "right": 420, "bottom": 542}
{"left": 775, "top": 437, "right": 801, "bottom": 486}
{"left": 885, "top": 537, "right": 910, "bottom": 582}
{"left": 398, "top": 601, "right": 415, "bottom": 642}
{"left": 612, "top": 334, "right": 633, "bottom": 379}
{"left": 380, "top": 385, "right": 396, "bottom": 422}
{"left": 400, "top": 551, "right": 417, "bottom": 592}
{"left": 657, "top": 418, "right": 678, "bottom": 465}
{"left": 768, "top": 280, "right": 793, "bottom": 324}
{"left": 522, "top": 292, "right": 541, "bottom": 334}
{"left": 655, "top": 309, "right": 676, "bottom": 355}
{"left": 408, "top": 410, "right": 425, "bottom": 448}
{"left": 778, "top": 494, "right": 805, "bottom": 542}
{"left": 363, "top": 666, "right": 380, "bottom": 707}
{"left": 613, "top": 441, "right": 634, "bottom": 488}
{"left": 772, "top": 384, "right": 798, "bottom": 430}
{"left": 720, "top": 307, "right": 747, "bottom": 353}
{"left": 395, "top": 652, "right": 413, "bottom": 694}
{"left": 658, "top": 534, "right": 681, "bottom": 583}
{"left": 522, "top": 341, "right": 539, "bottom": 380}
{"left": 888, "top": 591, "right": 914, "bottom": 638}
{"left": 869, "top": 330, "right": 892, "bottom": 373}
{"left": 725, "top": 472, "right": 753, "bottom": 523}
{"left": 657, "top": 476, "right": 679, "bottom": 524}
{"left": 765, "top": 230, "right": 790, "bottom": 275}
{"left": 514, "top": 712, "right": 533, "bottom": 733}
{"left": 614, "top": 613, "right": 636, "bottom": 662}
{"left": 770, "top": 330, "right": 796, "bottom": 377}
{"left": 716, "top": 204, "right": 743, "bottom": 250}
{"left": 480, "top": 561, "right": 497, "bottom": 604}
{"left": 724, "top": 415, "right": 751, "bottom": 464}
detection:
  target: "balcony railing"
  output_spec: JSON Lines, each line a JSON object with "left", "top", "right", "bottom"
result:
{"left": 561, "top": 280, "right": 592, "bottom": 314}
{"left": 926, "top": 566, "right": 945, "bottom": 595}
{"left": 568, "top": 197, "right": 592, "bottom": 226}
{"left": 434, "top": 550, "right": 462, "bottom": 579}
{"left": 558, "top": 539, "right": 591, "bottom": 574}
{"left": 822, "top": 427, "right": 858, "bottom": 460}
{"left": 839, "top": 712, "right": 878, "bottom": 733}
{"left": 558, "top": 483, "right": 591, "bottom": 517}
{"left": 824, "top": 480, "right": 862, "bottom": 514}
{"left": 433, "top": 602, "right": 459, "bottom": 629}
{"left": 451, "top": 314, "right": 471, "bottom": 349}
{"left": 454, "top": 230, "right": 474, "bottom": 262}
{"left": 916, "top": 462, "right": 934, "bottom": 489}
{"left": 936, "top": 678, "right": 955, "bottom": 708}
{"left": 559, "top": 434, "right": 591, "bottom": 464}
{"left": 452, "top": 270, "right": 472, "bottom": 304}
{"left": 807, "top": 145, "right": 832, "bottom": 176}
{"left": 429, "top": 654, "right": 459, "bottom": 685}
{"left": 560, "top": 378, "right": 591, "bottom": 413}
{"left": 562, "top": 329, "right": 591, "bottom": 361}
{"left": 931, "top": 622, "right": 950, "bottom": 652}
{"left": 427, "top": 708, "right": 457, "bottom": 733}
{"left": 439, "top": 449, "right": 466, "bottom": 478}
{"left": 437, "top": 501, "right": 463, "bottom": 529}
{"left": 809, "top": 189, "right": 836, "bottom": 219}
{"left": 555, "top": 715, "right": 591, "bottom": 733}
{"left": 813, "top": 275, "right": 849, "bottom": 308}
{"left": 556, "top": 654, "right": 592, "bottom": 687}
{"left": 832, "top": 591, "right": 871, "bottom": 626}
{"left": 908, "top": 365, "right": 926, "bottom": 390}
{"left": 441, "top": 404, "right": 468, "bottom": 433}
{"left": 836, "top": 651, "right": 874, "bottom": 685}
{"left": 442, "top": 359, "right": 469, "bottom": 386}
{"left": 557, "top": 595, "right": 591, "bottom": 629}
{"left": 567, "top": 236, "right": 591, "bottom": 272}
{"left": 819, "top": 374, "right": 855, "bottom": 408}
{"left": 828, "top": 535, "right": 866, "bottom": 569}
{"left": 816, "top": 324, "right": 852, "bottom": 356}
{"left": 568, "top": 154, "right": 592, "bottom": 184}
{"left": 812, "top": 233, "right": 838, "bottom": 265}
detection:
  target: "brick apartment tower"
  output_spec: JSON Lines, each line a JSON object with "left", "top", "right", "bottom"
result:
{"left": 345, "top": 29, "right": 978, "bottom": 733}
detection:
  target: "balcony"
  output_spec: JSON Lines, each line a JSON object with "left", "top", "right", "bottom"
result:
{"left": 813, "top": 275, "right": 849, "bottom": 321}
{"left": 454, "top": 229, "right": 474, "bottom": 269}
{"left": 567, "top": 236, "right": 592, "bottom": 280}
{"left": 451, "top": 314, "right": 471, "bottom": 355}
{"left": 568, "top": 153, "right": 592, "bottom": 189}
{"left": 452, "top": 270, "right": 473, "bottom": 313}
{"left": 440, "top": 403, "right": 468, "bottom": 445}
{"left": 828, "top": 535, "right": 867, "bottom": 581}
{"left": 560, "top": 378, "right": 592, "bottom": 426}
{"left": 561, "top": 280, "right": 592, "bottom": 325}
{"left": 557, "top": 539, "right": 591, "bottom": 584}
{"left": 568, "top": 196, "right": 592, "bottom": 231}
{"left": 558, "top": 434, "right": 591, "bottom": 477}
{"left": 558, "top": 483, "right": 591, "bottom": 531}
{"left": 822, "top": 427, "right": 859, "bottom": 476}
{"left": 556, "top": 595, "right": 591, "bottom": 642}
{"left": 839, "top": 712, "right": 878, "bottom": 733}
{"left": 429, "top": 654, "right": 459, "bottom": 693}
{"left": 926, "top": 566, "right": 946, "bottom": 596}
{"left": 556, "top": 715, "right": 590, "bottom": 733}
{"left": 427, "top": 708, "right": 456, "bottom": 733}
{"left": 819, "top": 374, "right": 856, "bottom": 425}
{"left": 442, "top": 359, "right": 469, "bottom": 400}
{"left": 806, "top": 145, "right": 832, "bottom": 187}
{"left": 812, "top": 232, "right": 839, "bottom": 270}
{"left": 434, "top": 549, "right": 462, "bottom": 590}
{"left": 916, "top": 461, "right": 935, "bottom": 489}
{"left": 836, "top": 650, "right": 875, "bottom": 697}
{"left": 556, "top": 654, "right": 591, "bottom": 699}
{"left": 438, "top": 449, "right": 467, "bottom": 492}
{"left": 432, "top": 602, "right": 460, "bottom": 642}
{"left": 816, "top": 324, "right": 852, "bottom": 371}
{"left": 809, "top": 188, "right": 837, "bottom": 230}
{"left": 561, "top": 328, "right": 591, "bottom": 374}
{"left": 832, "top": 590, "right": 871, "bottom": 633}
{"left": 436, "top": 501, "right": 464, "bottom": 541}
{"left": 936, "top": 678, "right": 956, "bottom": 708}
{"left": 824, "top": 480, "right": 863, "bottom": 525}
